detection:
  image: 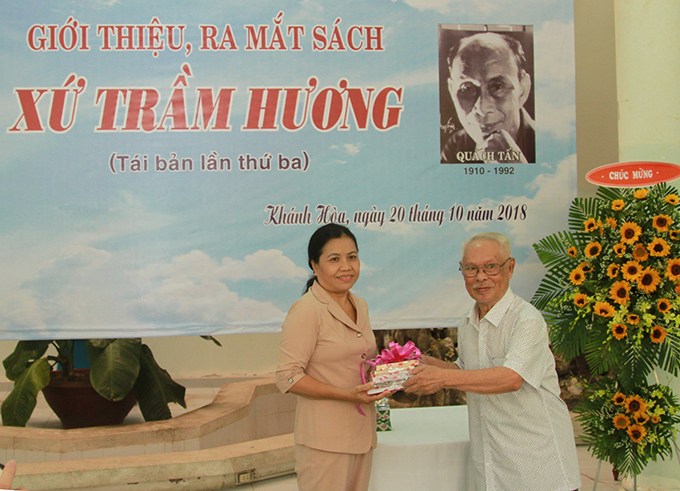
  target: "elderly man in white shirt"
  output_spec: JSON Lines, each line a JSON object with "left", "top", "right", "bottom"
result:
{"left": 404, "top": 232, "right": 581, "bottom": 491}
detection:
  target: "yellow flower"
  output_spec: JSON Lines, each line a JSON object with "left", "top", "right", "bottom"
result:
{"left": 613, "top": 243, "right": 626, "bottom": 257}
{"left": 585, "top": 241, "right": 602, "bottom": 258}
{"left": 670, "top": 230, "right": 680, "bottom": 240}
{"left": 648, "top": 237, "right": 671, "bottom": 257}
{"left": 627, "top": 314, "right": 640, "bottom": 325}
{"left": 637, "top": 267, "right": 661, "bottom": 293}
{"left": 606, "top": 217, "right": 618, "bottom": 229}
{"left": 612, "top": 199, "right": 625, "bottom": 211}
{"left": 567, "top": 246, "right": 577, "bottom": 258}
{"left": 609, "top": 281, "right": 631, "bottom": 305}
{"left": 634, "top": 188, "right": 649, "bottom": 199}
{"left": 580, "top": 262, "right": 594, "bottom": 273}
{"left": 584, "top": 218, "right": 599, "bottom": 232}
{"left": 622, "top": 260, "right": 642, "bottom": 281}
{"left": 607, "top": 264, "right": 620, "bottom": 279}
{"left": 666, "top": 194, "right": 680, "bottom": 205}
{"left": 676, "top": 283, "right": 680, "bottom": 295}
{"left": 611, "top": 323, "right": 627, "bottom": 340}
{"left": 612, "top": 392, "right": 627, "bottom": 405}
{"left": 627, "top": 424, "right": 647, "bottom": 443}
{"left": 633, "top": 243, "right": 649, "bottom": 262}
{"left": 626, "top": 395, "right": 648, "bottom": 415}
{"left": 651, "top": 325, "right": 667, "bottom": 344}
{"left": 620, "top": 222, "right": 642, "bottom": 244}
{"left": 635, "top": 412, "right": 650, "bottom": 425}
{"left": 573, "top": 293, "right": 588, "bottom": 308}
{"left": 666, "top": 258, "right": 680, "bottom": 281}
{"left": 653, "top": 214, "right": 673, "bottom": 232}
{"left": 594, "top": 301, "right": 616, "bottom": 317}
{"left": 613, "top": 414, "right": 630, "bottom": 429}
{"left": 651, "top": 414, "right": 660, "bottom": 424}
{"left": 569, "top": 267, "right": 586, "bottom": 285}
{"left": 657, "top": 298, "right": 672, "bottom": 314}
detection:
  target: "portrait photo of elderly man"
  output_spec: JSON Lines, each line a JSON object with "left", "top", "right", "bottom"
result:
{"left": 439, "top": 26, "right": 535, "bottom": 164}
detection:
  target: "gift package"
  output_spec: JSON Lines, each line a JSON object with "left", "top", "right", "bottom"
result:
{"left": 375, "top": 397, "right": 391, "bottom": 431}
{"left": 364, "top": 341, "right": 422, "bottom": 395}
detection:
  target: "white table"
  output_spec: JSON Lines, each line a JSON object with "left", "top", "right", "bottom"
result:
{"left": 370, "top": 405, "right": 470, "bottom": 491}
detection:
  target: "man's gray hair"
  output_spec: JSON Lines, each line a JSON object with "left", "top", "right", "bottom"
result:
{"left": 462, "top": 232, "right": 512, "bottom": 258}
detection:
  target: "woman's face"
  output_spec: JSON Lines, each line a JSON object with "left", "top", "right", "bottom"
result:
{"left": 312, "top": 236, "right": 360, "bottom": 295}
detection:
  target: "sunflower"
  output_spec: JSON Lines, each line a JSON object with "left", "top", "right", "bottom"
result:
{"left": 567, "top": 246, "right": 577, "bottom": 257}
{"left": 666, "top": 259, "right": 680, "bottom": 281}
{"left": 594, "top": 301, "right": 616, "bottom": 317}
{"left": 627, "top": 424, "right": 647, "bottom": 443}
{"left": 622, "top": 260, "right": 642, "bottom": 281}
{"left": 651, "top": 414, "right": 660, "bottom": 424}
{"left": 633, "top": 243, "right": 649, "bottom": 261}
{"left": 569, "top": 267, "right": 586, "bottom": 285}
{"left": 676, "top": 283, "right": 680, "bottom": 295}
{"left": 609, "top": 281, "right": 631, "bottom": 305}
{"left": 611, "top": 323, "right": 627, "bottom": 340}
{"left": 627, "top": 314, "right": 640, "bottom": 325}
{"left": 613, "top": 414, "right": 630, "bottom": 429}
{"left": 606, "top": 264, "right": 620, "bottom": 279}
{"left": 573, "top": 293, "right": 588, "bottom": 308}
{"left": 606, "top": 217, "right": 618, "bottom": 229}
{"left": 670, "top": 230, "right": 680, "bottom": 240}
{"left": 620, "top": 222, "right": 642, "bottom": 244}
{"left": 648, "top": 237, "right": 671, "bottom": 257}
{"left": 635, "top": 412, "right": 650, "bottom": 425}
{"left": 653, "top": 214, "right": 673, "bottom": 232}
{"left": 584, "top": 218, "right": 599, "bottom": 232}
{"left": 666, "top": 194, "right": 680, "bottom": 205}
{"left": 580, "top": 262, "right": 594, "bottom": 273}
{"left": 613, "top": 243, "right": 626, "bottom": 257}
{"left": 626, "top": 395, "right": 648, "bottom": 415}
{"left": 634, "top": 188, "right": 649, "bottom": 199}
{"left": 612, "top": 199, "right": 625, "bottom": 211}
{"left": 637, "top": 267, "right": 661, "bottom": 293}
{"left": 585, "top": 241, "right": 602, "bottom": 258}
{"left": 612, "top": 392, "right": 627, "bottom": 405}
{"left": 657, "top": 298, "right": 672, "bottom": 313}
{"left": 651, "top": 325, "right": 667, "bottom": 344}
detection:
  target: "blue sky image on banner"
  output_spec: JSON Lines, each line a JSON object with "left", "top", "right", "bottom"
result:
{"left": 0, "top": 0, "right": 576, "bottom": 340}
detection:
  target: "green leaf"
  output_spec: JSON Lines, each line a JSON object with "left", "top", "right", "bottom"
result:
{"left": 3, "top": 341, "right": 51, "bottom": 381}
{"left": 1, "top": 358, "right": 51, "bottom": 427}
{"left": 86, "top": 338, "right": 142, "bottom": 401}
{"left": 134, "top": 344, "right": 186, "bottom": 421}
{"left": 200, "top": 335, "right": 223, "bottom": 347}
{"left": 568, "top": 197, "right": 601, "bottom": 231}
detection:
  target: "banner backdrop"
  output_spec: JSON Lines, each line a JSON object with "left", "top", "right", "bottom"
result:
{"left": 0, "top": 1, "right": 576, "bottom": 340}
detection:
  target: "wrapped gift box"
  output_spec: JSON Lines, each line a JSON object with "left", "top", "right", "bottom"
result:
{"left": 376, "top": 397, "right": 391, "bottom": 431}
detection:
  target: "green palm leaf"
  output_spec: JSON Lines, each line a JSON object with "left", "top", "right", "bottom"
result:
{"left": 134, "top": 344, "right": 186, "bottom": 421}
{"left": 86, "top": 338, "right": 142, "bottom": 401}
{"left": 568, "top": 197, "right": 601, "bottom": 231}
{"left": 1, "top": 358, "right": 51, "bottom": 427}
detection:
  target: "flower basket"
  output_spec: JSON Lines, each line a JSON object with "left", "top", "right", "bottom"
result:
{"left": 532, "top": 183, "right": 680, "bottom": 477}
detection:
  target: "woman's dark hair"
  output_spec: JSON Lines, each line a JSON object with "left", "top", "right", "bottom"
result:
{"left": 305, "top": 223, "right": 358, "bottom": 292}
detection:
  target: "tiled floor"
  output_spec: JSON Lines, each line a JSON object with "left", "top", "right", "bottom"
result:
{"left": 235, "top": 444, "right": 622, "bottom": 491}
{"left": 1, "top": 380, "right": 624, "bottom": 491}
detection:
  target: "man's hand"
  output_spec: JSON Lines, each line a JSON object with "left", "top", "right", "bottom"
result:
{"left": 402, "top": 365, "right": 451, "bottom": 395}
{"left": 479, "top": 130, "right": 527, "bottom": 163}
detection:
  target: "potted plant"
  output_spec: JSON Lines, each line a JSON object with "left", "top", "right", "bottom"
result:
{"left": 1, "top": 336, "right": 219, "bottom": 428}
{"left": 532, "top": 183, "right": 680, "bottom": 478}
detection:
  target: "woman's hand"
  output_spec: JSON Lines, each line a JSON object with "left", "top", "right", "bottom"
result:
{"left": 347, "top": 382, "right": 395, "bottom": 404}
{"left": 0, "top": 460, "right": 29, "bottom": 490}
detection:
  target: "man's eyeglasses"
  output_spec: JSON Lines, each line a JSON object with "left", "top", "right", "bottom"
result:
{"left": 459, "top": 257, "right": 512, "bottom": 277}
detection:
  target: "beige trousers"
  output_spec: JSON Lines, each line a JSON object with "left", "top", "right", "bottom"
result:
{"left": 295, "top": 444, "right": 374, "bottom": 491}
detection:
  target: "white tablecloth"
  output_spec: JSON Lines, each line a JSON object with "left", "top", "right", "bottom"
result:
{"left": 370, "top": 405, "right": 470, "bottom": 491}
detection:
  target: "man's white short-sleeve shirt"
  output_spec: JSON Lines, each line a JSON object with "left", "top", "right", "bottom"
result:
{"left": 456, "top": 289, "right": 581, "bottom": 491}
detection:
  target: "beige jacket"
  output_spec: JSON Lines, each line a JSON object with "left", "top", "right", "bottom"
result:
{"left": 276, "top": 281, "right": 377, "bottom": 454}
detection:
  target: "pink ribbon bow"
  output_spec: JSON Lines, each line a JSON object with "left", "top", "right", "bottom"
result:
{"left": 368, "top": 341, "right": 421, "bottom": 366}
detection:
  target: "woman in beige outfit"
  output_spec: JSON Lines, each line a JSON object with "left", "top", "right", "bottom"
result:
{"left": 276, "top": 224, "right": 391, "bottom": 491}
